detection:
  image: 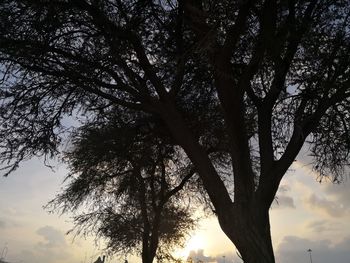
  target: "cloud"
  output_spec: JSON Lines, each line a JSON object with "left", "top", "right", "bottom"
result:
{"left": 0, "top": 206, "right": 26, "bottom": 217}
{"left": 211, "top": 252, "right": 243, "bottom": 263}
{"left": 307, "top": 194, "right": 346, "bottom": 217}
{"left": 36, "top": 225, "right": 67, "bottom": 248}
{"left": 276, "top": 235, "right": 350, "bottom": 263}
{"left": 9, "top": 225, "right": 73, "bottom": 263}
{"left": 187, "top": 250, "right": 243, "bottom": 263}
{"left": 16, "top": 248, "right": 72, "bottom": 263}
{"left": 272, "top": 185, "right": 296, "bottom": 209}
{"left": 305, "top": 220, "right": 341, "bottom": 233}
{"left": 273, "top": 195, "right": 296, "bottom": 209}
{"left": 0, "top": 218, "right": 20, "bottom": 229}
{"left": 324, "top": 181, "right": 350, "bottom": 210}
{"left": 188, "top": 249, "right": 215, "bottom": 262}
{"left": 35, "top": 225, "right": 70, "bottom": 260}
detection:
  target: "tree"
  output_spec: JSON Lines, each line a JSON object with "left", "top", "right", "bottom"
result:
{"left": 48, "top": 112, "right": 198, "bottom": 263}
{"left": 1, "top": 1, "right": 349, "bottom": 262}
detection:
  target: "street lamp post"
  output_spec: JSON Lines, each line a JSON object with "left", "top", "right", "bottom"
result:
{"left": 307, "top": 249, "right": 313, "bottom": 263}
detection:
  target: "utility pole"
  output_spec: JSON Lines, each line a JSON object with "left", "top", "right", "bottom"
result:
{"left": 307, "top": 249, "right": 313, "bottom": 263}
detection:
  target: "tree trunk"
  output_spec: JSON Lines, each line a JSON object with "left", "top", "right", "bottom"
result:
{"left": 159, "top": 101, "right": 276, "bottom": 262}
{"left": 218, "top": 202, "right": 275, "bottom": 263}
{"left": 141, "top": 233, "right": 158, "bottom": 263}
{"left": 141, "top": 249, "right": 156, "bottom": 263}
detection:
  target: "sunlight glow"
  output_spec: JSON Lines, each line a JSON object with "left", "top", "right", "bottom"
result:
{"left": 175, "top": 234, "right": 206, "bottom": 259}
{"left": 186, "top": 235, "right": 205, "bottom": 252}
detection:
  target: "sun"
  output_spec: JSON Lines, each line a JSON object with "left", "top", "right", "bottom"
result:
{"left": 175, "top": 234, "right": 206, "bottom": 259}
{"left": 186, "top": 235, "right": 205, "bottom": 252}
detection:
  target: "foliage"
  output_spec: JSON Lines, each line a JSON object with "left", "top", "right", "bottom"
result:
{"left": 49, "top": 112, "right": 198, "bottom": 261}
{"left": 1, "top": 1, "right": 350, "bottom": 262}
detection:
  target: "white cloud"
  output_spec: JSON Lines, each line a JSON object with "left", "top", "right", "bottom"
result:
{"left": 187, "top": 249, "right": 243, "bottom": 263}
{"left": 188, "top": 249, "right": 215, "bottom": 262}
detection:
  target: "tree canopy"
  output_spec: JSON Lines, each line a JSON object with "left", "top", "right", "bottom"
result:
{"left": 1, "top": 1, "right": 349, "bottom": 262}
{"left": 48, "top": 112, "right": 198, "bottom": 263}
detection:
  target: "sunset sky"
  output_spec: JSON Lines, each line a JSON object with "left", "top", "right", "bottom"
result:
{"left": 1, "top": 151, "right": 349, "bottom": 263}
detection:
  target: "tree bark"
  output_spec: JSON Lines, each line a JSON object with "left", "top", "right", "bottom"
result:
{"left": 218, "top": 201, "right": 275, "bottom": 263}
{"left": 141, "top": 236, "right": 157, "bottom": 263}
{"left": 141, "top": 250, "right": 155, "bottom": 263}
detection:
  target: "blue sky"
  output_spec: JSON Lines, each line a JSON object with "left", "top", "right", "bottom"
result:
{"left": 0, "top": 154, "right": 349, "bottom": 263}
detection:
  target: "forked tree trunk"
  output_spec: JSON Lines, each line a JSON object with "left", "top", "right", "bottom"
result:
{"left": 160, "top": 102, "right": 276, "bottom": 262}
{"left": 218, "top": 202, "right": 275, "bottom": 263}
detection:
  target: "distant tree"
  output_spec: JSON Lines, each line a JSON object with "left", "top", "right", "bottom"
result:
{"left": 1, "top": 1, "right": 350, "bottom": 263}
{"left": 48, "top": 113, "right": 198, "bottom": 263}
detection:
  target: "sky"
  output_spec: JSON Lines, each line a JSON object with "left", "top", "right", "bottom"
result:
{"left": 1, "top": 153, "right": 350, "bottom": 263}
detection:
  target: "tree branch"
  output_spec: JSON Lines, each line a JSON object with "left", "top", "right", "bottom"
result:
{"left": 162, "top": 166, "right": 196, "bottom": 205}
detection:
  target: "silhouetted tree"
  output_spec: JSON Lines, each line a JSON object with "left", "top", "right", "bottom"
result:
{"left": 49, "top": 113, "right": 198, "bottom": 263}
{"left": 1, "top": 1, "right": 349, "bottom": 262}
